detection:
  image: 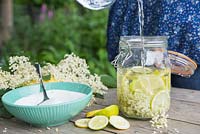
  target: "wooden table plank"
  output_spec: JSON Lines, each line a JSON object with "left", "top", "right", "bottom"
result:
{"left": 171, "top": 88, "right": 200, "bottom": 104}
{"left": 73, "top": 107, "right": 200, "bottom": 134}
{"left": 169, "top": 99, "right": 200, "bottom": 125}
{"left": 0, "top": 117, "right": 111, "bottom": 134}
{"left": 96, "top": 88, "right": 200, "bottom": 125}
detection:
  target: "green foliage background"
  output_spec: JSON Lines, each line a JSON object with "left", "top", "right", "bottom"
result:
{"left": 0, "top": 0, "right": 117, "bottom": 87}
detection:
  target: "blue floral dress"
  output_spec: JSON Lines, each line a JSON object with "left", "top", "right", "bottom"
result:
{"left": 107, "top": 0, "right": 200, "bottom": 63}
{"left": 107, "top": 0, "right": 200, "bottom": 90}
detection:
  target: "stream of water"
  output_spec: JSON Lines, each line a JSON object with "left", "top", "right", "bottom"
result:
{"left": 137, "top": 0, "right": 146, "bottom": 67}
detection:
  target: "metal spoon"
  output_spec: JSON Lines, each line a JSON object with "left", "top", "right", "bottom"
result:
{"left": 35, "top": 63, "right": 50, "bottom": 105}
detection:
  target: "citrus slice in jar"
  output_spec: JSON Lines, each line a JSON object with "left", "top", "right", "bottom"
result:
{"left": 132, "top": 76, "right": 164, "bottom": 96}
{"left": 75, "top": 118, "right": 90, "bottom": 128}
{"left": 131, "top": 66, "right": 153, "bottom": 74}
{"left": 109, "top": 116, "right": 130, "bottom": 130}
{"left": 151, "top": 90, "right": 170, "bottom": 114}
{"left": 125, "top": 66, "right": 152, "bottom": 79}
{"left": 147, "top": 75, "right": 165, "bottom": 91}
{"left": 88, "top": 116, "right": 109, "bottom": 130}
{"left": 153, "top": 69, "right": 171, "bottom": 90}
{"left": 121, "top": 67, "right": 152, "bottom": 92}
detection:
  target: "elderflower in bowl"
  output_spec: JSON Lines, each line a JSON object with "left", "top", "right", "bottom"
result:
{"left": 2, "top": 82, "right": 93, "bottom": 127}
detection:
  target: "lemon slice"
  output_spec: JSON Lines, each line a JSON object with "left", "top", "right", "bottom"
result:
{"left": 75, "top": 118, "right": 90, "bottom": 128}
{"left": 130, "top": 75, "right": 165, "bottom": 96}
{"left": 147, "top": 75, "right": 165, "bottom": 90}
{"left": 131, "top": 66, "right": 152, "bottom": 74}
{"left": 120, "top": 66, "right": 152, "bottom": 90}
{"left": 86, "top": 109, "right": 101, "bottom": 118}
{"left": 96, "top": 105, "right": 119, "bottom": 117}
{"left": 151, "top": 90, "right": 170, "bottom": 114}
{"left": 124, "top": 66, "right": 152, "bottom": 80}
{"left": 88, "top": 116, "right": 109, "bottom": 130}
{"left": 109, "top": 116, "right": 130, "bottom": 130}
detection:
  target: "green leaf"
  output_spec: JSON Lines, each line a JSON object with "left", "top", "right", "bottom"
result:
{"left": 100, "top": 74, "right": 117, "bottom": 88}
{"left": 42, "top": 74, "right": 51, "bottom": 81}
{"left": 93, "top": 93, "right": 104, "bottom": 99}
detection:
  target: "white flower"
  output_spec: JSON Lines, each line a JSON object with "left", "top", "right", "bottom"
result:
{"left": 0, "top": 54, "right": 108, "bottom": 96}
{"left": 150, "top": 111, "right": 168, "bottom": 129}
{"left": 43, "top": 53, "right": 108, "bottom": 95}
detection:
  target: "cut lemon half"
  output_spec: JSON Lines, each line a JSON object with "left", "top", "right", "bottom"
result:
{"left": 75, "top": 118, "right": 90, "bottom": 128}
{"left": 88, "top": 116, "right": 109, "bottom": 130}
{"left": 151, "top": 90, "right": 170, "bottom": 114}
{"left": 109, "top": 116, "right": 130, "bottom": 130}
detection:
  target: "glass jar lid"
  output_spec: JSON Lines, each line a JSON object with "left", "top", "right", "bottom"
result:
{"left": 168, "top": 51, "right": 197, "bottom": 77}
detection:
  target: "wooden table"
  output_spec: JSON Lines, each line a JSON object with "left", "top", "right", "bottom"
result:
{"left": 0, "top": 87, "right": 200, "bottom": 134}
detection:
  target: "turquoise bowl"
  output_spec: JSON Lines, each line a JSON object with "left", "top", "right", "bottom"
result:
{"left": 2, "top": 82, "right": 92, "bottom": 127}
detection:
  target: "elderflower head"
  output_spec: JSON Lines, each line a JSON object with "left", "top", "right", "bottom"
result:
{"left": 150, "top": 111, "right": 168, "bottom": 129}
{"left": 8, "top": 56, "right": 39, "bottom": 88}
{"left": 43, "top": 53, "right": 108, "bottom": 95}
{"left": 0, "top": 68, "right": 11, "bottom": 90}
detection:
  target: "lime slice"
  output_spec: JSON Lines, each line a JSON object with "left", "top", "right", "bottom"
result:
{"left": 133, "top": 77, "right": 153, "bottom": 95}
{"left": 129, "top": 79, "right": 137, "bottom": 93}
{"left": 88, "top": 116, "right": 109, "bottom": 130}
{"left": 130, "top": 75, "right": 165, "bottom": 95}
{"left": 124, "top": 66, "right": 152, "bottom": 80}
{"left": 86, "top": 109, "right": 101, "bottom": 118}
{"left": 131, "top": 66, "right": 152, "bottom": 74}
{"left": 109, "top": 116, "right": 130, "bottom": 130}
{"left": 96, "top": 105, "right": 119, "bottom": 117}
{"left": 75, "top": 118, "right": 90, "bottom": 128}
{"left": 151, "top": 90, "right": 170, "bottom": 114}
{"left": 148, "top": 75, "right": 165, "bottom": 90}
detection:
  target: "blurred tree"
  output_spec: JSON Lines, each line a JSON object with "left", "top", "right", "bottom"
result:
{"left": 0, "top": 0, "right": 13, "bottom": 48}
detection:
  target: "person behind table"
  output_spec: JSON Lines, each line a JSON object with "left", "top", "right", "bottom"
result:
{"left": 106, "top": 0, "right": 200, "bottom": 90}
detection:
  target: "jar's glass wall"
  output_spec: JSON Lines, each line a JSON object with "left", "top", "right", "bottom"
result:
{"left": 117, "top": 36, "right": 171, "bottom": 119}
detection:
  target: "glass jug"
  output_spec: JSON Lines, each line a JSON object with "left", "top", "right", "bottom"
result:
{"left": 117, "top": 36, "right": 171, "bottom": 119}
{"left": 76, "top": 0, "right": 116, "bottom": 10}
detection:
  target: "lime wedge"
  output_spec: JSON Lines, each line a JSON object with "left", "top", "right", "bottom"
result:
{"left": 75, "top": 118, "right": 90, "bottom": 128}
{"left": 86, "top": 109, "right": 101, "bottom": 118}
{"left": 151, "top": 90, "right": 170, "bottom": 114}
{"left": 109, "top": 116, "right": 130, "bottom": 130}
{"left": 88, "top": 116, "right": 109, "bottom": 130}
{"left": 96, "top": 105, "right": 119, "bottom": 117}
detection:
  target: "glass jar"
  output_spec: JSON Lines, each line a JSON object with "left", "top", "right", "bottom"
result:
{"left": 117, "top": 36, "right": 171, "bottom": 119}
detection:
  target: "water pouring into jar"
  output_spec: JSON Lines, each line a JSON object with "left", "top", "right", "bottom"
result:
{"left": 106, "top": 0, "right": 199, "bottom": 90}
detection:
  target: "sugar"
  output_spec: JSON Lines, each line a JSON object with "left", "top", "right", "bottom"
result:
{"left": 15, "top": 90, "right": 86, "bottom": 106}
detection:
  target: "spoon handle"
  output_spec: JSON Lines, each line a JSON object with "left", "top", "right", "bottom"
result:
{"left": 35, "top": 63, "right": 49, "bottom": 100}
